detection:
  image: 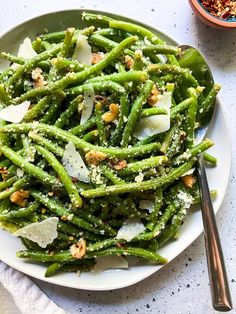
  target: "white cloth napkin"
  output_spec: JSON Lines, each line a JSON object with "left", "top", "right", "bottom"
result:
{"left": 0, "top": 261, "right": 67, "bottom": 314}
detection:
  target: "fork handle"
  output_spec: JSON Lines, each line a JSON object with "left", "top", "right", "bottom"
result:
{"left": 197, "top": 155, "right": 232, "bottom": 311}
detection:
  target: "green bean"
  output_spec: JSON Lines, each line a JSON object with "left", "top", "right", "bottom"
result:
{"left": 148, "top": 64, "right": 198, "bottom": 87}
{"left": 24, "top": 96, "right": 52, "bottom": 122}
{"left": 186, "top": 88, "right": 198, "bottom": 148}
{"left": 0, "top": 176, "right": 17, "bottom": 191}
{"left": 59, "top": 28, "right": 75, "bottom": 58}
{"left": 141, "top": 107, "right": 167, "bottom": 118}
{"left": 0, "top": 175, "right": 31, "bottom": 200}
{"left": 57, "top": 220, "right": 103, "bottom": 242}
{"left": 31, "top": 191, "right": 101, "bottom": 234}
{"left": 0, "top": 201, "right": 39, "bottom": 221}
{"left": 79, "top": 211, "right": 116, "bottom": 236}
{"left": 109, "top": 20, "right": 162, "bottom": 44}
{"left": 8, "top": 44, "right": 62, "bottom": 87}
{"left": 51, "top": 57, "right": 86, "bottom": 72}
{"left": 94, "top": 102, "right": 107, "bottom": 146}
{"left": 88, "top": 71, "right": 148, "bottom": 84}
{"left": 170, "top": 97, "right": 193, "bottom": 120}
{"left": 34, "top": 144, "right": 82, "bottom": 208}
{"left": 122, "top": 80, "right": 154, "bottom": 147}
{"left": 152, "top": 204, "right": 177, "bottom": 237}
{"left": 82, "top": 161, "right": 194, "bottom": 198}
{"left": 82, "top": 12, "right": 114, "bottom": 26}
{"left": 40, "top": 93, "right": 64, "bottom": 124}
{"left": 0, "top": 146, "right": 61, "bottom": 188}
{"left": 197, "top": 84, "right": 221, "bottom": 123}
{"left": 146, "top": 189, "right": 163, "bottom": 230}
{"left": 68, "top": 80, "right": 125, "bottom": 96}
{"left": 45, "top": 262, "right": 64, "bottom": 277}
{"left": 54, "top": 95, "right": 83, "bottom": 129}
{"left": 109, "top": 94, "right": 130, "bottom": 146}
{"left": 86, "top": 246, "right": 167, "bottom": 263}
{"left": 119, "top": 156, "right": 168, "bottom": 175}
{"left": 86, "top": 238, "right": 122, "bottom": 252}
{"left": 174, "top": 139, "right": 214, "bottom": 165}
{"left": 69, "top": 116, "right": 96, "bottom": 136}
{"left": 0, "top": 198, "right": 11, "bottom": 213}
{"left": 17, "top": 250, "right": 75, "bottom": 262}
{"left": 143, "top": 45, "right": 181, "bottom": 56}
{"left": 160, "top": 125, "right": 178, "bottom": 154}
{"left": 133, "top": 49, "right": 144, "bottom": 71}
{"left": 0, "top": 84, "right": 11, "bottom": 105}
{"left": 203, "top": 152, "right": 217, "bottom": 166}
{"left": 0, "top": 123, "right": 161, "bottom": 158}
{"left": 39, "top": 31, "right": 66, "bottom": 43}
{"left": 100, "top": 164, "right": 125, "bottom": 185}
{"left": 21, "top": 135, "right": 35, "bottom": 162}
{"left": 83, "top": 130, "right": 98, "bottom": 143}
{"left": 0, "top": 52, "right": 25, "bottom": 65}
{"left": 157, "top": 206, "right": 187, "bottom": 248}
{"left": 28, "top": 132, "right": 64, "bottom": 157}
{"left": 16, "top": 36, "right": 137, "bottom": 102}
{"left": 32, "top": 37, "right": 42, "bottom": 52}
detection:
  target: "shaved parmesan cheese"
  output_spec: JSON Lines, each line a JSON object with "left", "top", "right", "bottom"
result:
{"left": 17, "top": 37, "right": 37, "bottom": 59}
{"left": 11, "top": 37, "right": 37, "bottom": 70}
{"left": 62, "top": 142, "right": 90, "bottom": 183}
{"left": 139, "top": 200, "right": 154, "bottom": 213}
{"left": 134, "top": 92, "right": 171, "bottom": 140}
{"left": 13, "top": 217, "right": 59, "bottom": 248}
{"left": 116, "top": 218, "right": 146, "bottom": 242}
{"left": 80, "top": 86, "right": 95, "bottom": 124}
{"left": 0, "top": 101, "right": 30, "bottom": 123}
{"left": 72, "top": 35, "right": 92, "bottom": 65}
{"left": 93, "top": 256, "right": 128, "bottom": 272}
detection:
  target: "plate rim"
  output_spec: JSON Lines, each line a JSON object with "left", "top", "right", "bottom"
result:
{"left": 0, "top": 8, "right": 232, "bottom": 291}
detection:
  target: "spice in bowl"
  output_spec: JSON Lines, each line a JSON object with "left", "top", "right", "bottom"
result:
{"left": 200, "top": 0, "right": 236, "bottom": 20}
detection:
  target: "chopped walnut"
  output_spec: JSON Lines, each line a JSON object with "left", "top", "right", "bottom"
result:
{"left": 60, "top": 215, "right": 68, "bottom": 221}
{"left": 181, "top": 175, "right": 196, "bottom": 188}
{"left": 10, "top": 190, "right": 30, "bottom": 207}
{"left": 31, "top": 67, "right": 47, "bottom": 88}
{"left": 0, "top": 167, "right": 8, "bottom": 179}
{"left": 92, "top": 52, "right": 104, "bottom": 64}
{"left": 85, "top": 150, "right": 107, "bottom": 165}
{"left": 102, "top": 103, "right": 119, "bottom": 123}
{"left": 110, "top": 159, "right": 127, "bottom": 171}
{"left": 70, "top": 238, "right": 86, "bottom": 259}
{"left": 124, "top": 55, "right": 134, "bottom": 69}
{"left": 147, "top": 84, "right": 161, "bottom": 106}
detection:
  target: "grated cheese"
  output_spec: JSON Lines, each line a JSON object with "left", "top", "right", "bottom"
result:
{"left": 62, "top": 142, "right": 90, "bottom": 183}
{"left": 116, "top": 218, "right": 146, "bottom": 242}
{"left": 13, "top": 217, "right": 59, "bottom": 248}
{"left": 0, "top": 101, "right": 30, "bottom": 123}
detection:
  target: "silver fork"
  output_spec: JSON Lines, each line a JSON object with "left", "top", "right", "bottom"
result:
{"left": 178, "top": 45, "right": 232, "bottom": 311}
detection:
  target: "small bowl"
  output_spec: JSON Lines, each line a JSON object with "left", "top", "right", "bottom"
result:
{"left": 189, "top": 0, "right": 236, "bottom": 29}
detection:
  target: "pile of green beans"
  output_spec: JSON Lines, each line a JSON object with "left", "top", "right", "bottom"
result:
{"left": 0, "top": 12, "right": 219, "bottom": 277}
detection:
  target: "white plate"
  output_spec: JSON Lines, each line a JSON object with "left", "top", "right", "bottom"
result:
{"left": 0, "top": 10, "right": 231, "bottom": 291}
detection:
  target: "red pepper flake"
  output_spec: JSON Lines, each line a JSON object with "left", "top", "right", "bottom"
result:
{"left": 200, "top": 0, "right": 236, "bottom": 20}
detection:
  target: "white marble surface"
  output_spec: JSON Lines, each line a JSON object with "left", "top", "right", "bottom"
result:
{"left": 0, "top": 0, "right": 236, "bottom": 313}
